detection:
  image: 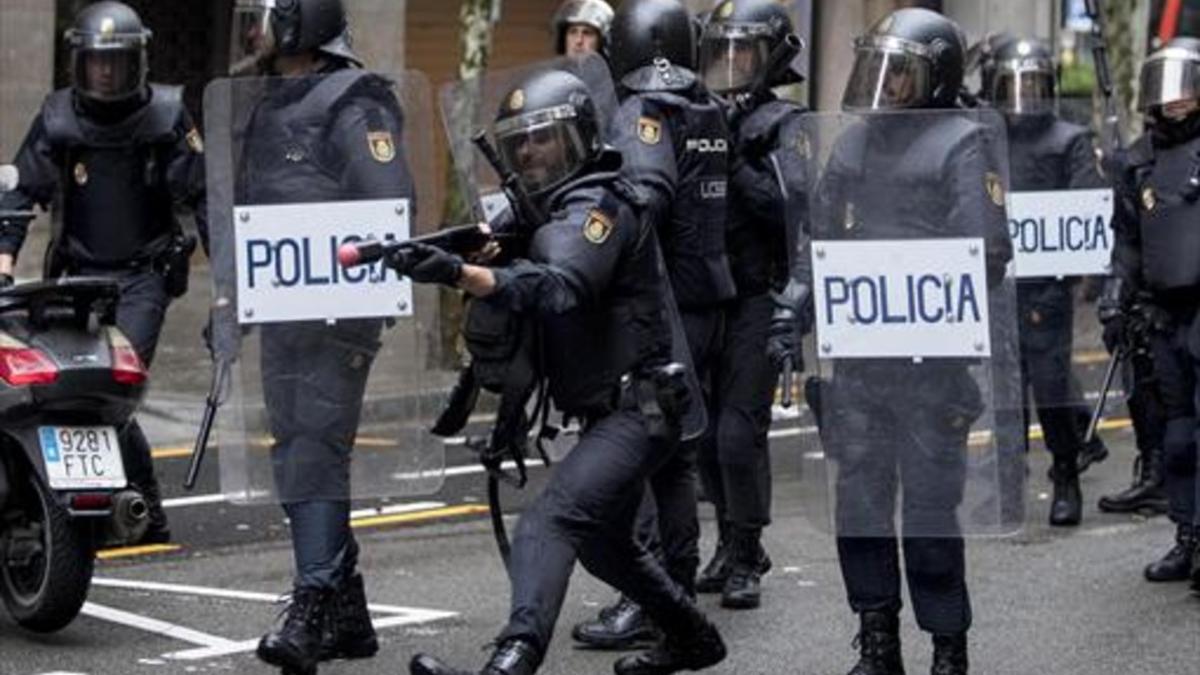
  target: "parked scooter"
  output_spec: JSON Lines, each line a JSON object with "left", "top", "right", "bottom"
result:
{"left": 0, "top": 166, "right": 150, "bottom": 632}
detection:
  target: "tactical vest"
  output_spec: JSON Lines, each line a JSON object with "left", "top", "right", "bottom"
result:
{"left": 238, "top": 70, "right": 401, "bottom": 205}
{"left": 1007, "top": 117, "right": 1094, "bottom": 192}
{"left": 625, "top": 69, "right": 736, "bottom": 310}
{"left": 828, "top": 115, "right": 988, "bottom": 241}
{"left": 1128, "top": 134, "right": 1200, "bottom": 292}
{"left": 42, "top": 85, "right": 183, "bottom": 264}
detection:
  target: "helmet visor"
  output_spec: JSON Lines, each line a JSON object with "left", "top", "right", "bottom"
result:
{"left": 72, "top": 48, "right": 143, "bottom": 101}
{"left": 992, "top": 66, "right": 1055, "bottom": 115}
{"left": 230, "top": 2, "right": 276, "bottom": 76}
{"left": 842, "top": 39, "right": 931, "bottom": 111}
{"left": 495, "top": 107, "right": 590, "bottom": 195}
{"left": 1139, "top": 50, "right": 1200, "bottom": 111}
{"left": 699, "top": 24, "right": 773, "bottom": 94}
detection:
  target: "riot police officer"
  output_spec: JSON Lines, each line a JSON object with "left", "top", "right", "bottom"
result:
{"left": 693, "top": 0, "right": 808, "bottom": 610}
{"left": 569, "top": 0, "right": 737, "bottom": 649}
{"left": 1107, "top": 37, "right": 1200, "bottom": 589}
{"left": 803, "top": 10, "right": 1012, "bottom": 674}
{"left": 223, "top": 1, "right": 412, "bottom": 672}
{"left": 552, "top": 0, "right": 613, "bottom": 57}
{"left": 981, "top": 37, "right": 1107, "bottom": 526}
{"left": 0, "top": 0, "right": 206, "bottom": 545}
{"left": 405, "top": 68, "right": 725, "bottom": 675}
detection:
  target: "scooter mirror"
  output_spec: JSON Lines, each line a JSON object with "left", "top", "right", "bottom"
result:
{"left": 0, "top": 165, "right": 18, "bottom": 192}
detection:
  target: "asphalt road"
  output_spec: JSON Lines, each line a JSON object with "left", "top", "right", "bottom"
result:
{"left": 2, "top": 407, "right": 1198, "bottom": 675}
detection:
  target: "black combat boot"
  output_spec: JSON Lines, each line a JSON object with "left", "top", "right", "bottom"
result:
{"left": 695, "top": 535, "right": 731, "bottom": 594}
{"left": 409, "top": 638, "right": 540, "bottom": 675}
{"left": 571, "top": 596, "right": 660, "bottom": 650}
{"left": 136, "top": 478, "right": 171, "bottom": 544}
{"left": 846, "top": 611, "right": 905, "bottom": 675}
{"left": 257, "top": 586, "right": 331, "bottom": 675}
{"left": 612, "top": 610, "right": 726, "bottom": 675}
{"left": 720, "top": 528, "right": 769, "bottom": 610}
{"left": 1048, "top": 459, "right": 1082, "bottom": 527}
{"left": 320, "top": 573, "right": 378, "bottom": 660}
{"left": 930, "top": 633, "right": 968, "bottom": 675}
{"left": 1144, "top": 523, "right": 1197, "bottom": 582}
{"left": 1097, "top": 449, "right": 1168, "bottom": 515}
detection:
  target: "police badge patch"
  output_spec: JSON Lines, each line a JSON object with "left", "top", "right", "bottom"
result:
{"left": 583, "top": 209, "right": 614, "bottom": 244}
{"left": 985, "top": 171, "right": 1005, "bottom": 207}
{"left": 1142, "top": 186, "right": 1156, "bottom": 211}
{"left": 73, "top": 162, "right": 88, "bottom": 186}
{"left": 638, "top": 116, "right": 662, "bottom": 145}
{"left": 368, "top": 131, "right": 395, "bottom": 163}
{"left": 186, "top": 128, "right": 204, "bottom": 154}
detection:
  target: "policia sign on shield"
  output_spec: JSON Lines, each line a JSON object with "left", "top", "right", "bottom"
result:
{"left": 794, "top": 108, "right": 1025, "bottom": 538}
{"left": 203, "top": 69, "right": 446, "bottom": 504}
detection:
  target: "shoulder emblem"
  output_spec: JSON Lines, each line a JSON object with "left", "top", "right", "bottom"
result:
{"left": 583, "top": 209, "right": 615, "bottom": 245}
{"left": 186, "top": 128, "right": 204, "bottom": 154}
{"left": 985, "top": 171, "right": 1005, "bottom": 207}
{"left": 1141, "top": 186, "right": 1156, "bottom": 211}
{"left": 368, "top": 131, "right": 395, "bottom": 163}
{"left": 73, "top": 162, "right": 88, "bottom": 186}
{"left": 638, "top": 116, "right": 662, "bottom": 145}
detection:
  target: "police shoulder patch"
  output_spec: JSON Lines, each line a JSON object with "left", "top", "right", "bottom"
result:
{"left": 368, "top": 131, "right": 395, "bottom": 163}
{"left": 1142, "top": 185, "right": 1156, "bottom": 211}
{"left": 73, "top": 162, "right": 88, "bottom": 186}
{"left": 583, "top": 209, "right": 615, "bottom": 244}
{"left": 186, "top": 128, "right": 204, "bottom": 154}
{"left": 984, "top": 171, "right": 1005, "bottom": 207}
{"left": 638, "top": 116, "right": 662, "bottom": 145}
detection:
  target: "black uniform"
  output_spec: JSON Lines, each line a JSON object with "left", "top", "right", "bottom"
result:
{"left": 807, "top": 113, "right": 1012, "bottom": 636}
{"left": 1007, "top": 116, "right": 1104, "bottom": 479}
{"left": 234, "top": 68, "right": 413, "bottom": 590}
{"left": 610, "top": 64, "right": 736, "bottom": 593}
{"left": 474, "top": 163, "right": 715, "bottom": 659}
{"left": 1111, "top": 129, "right": 1200, "bottom": 544}
{"left": 699, "top": 96, "right": 807, "bottom": 552}
{"left": 0, "top": 84, "right": 206, "bottom": 530}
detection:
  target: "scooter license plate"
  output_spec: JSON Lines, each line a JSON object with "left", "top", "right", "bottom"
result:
{"left": 38, "top": 426, "right": 126, "bottom": 489}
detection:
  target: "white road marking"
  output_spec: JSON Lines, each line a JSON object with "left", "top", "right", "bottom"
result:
{"left": 81, "top": 601, "right": 239, "bottom": 649}
{"left": 160, "top": 609, "right": 456, "bottom": 661}
{"left": 349, "top": 501, "right": 445, "bottom": 519}
{"left": 91, "top": 577, "right": 429, "bottom": 615}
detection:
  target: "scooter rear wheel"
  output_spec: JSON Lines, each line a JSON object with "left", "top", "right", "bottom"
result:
{"left": 0, "top": 471, "right": 94, "bottom": 632}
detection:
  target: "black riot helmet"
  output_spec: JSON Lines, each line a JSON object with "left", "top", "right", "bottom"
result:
{"left": 1138, "top": 37, "right": 1200, "bottom": 113}
{"left": 552, "top": 0, "right": 614, "bottom": 56}
{"left": 65, "top": 1, "right": 151, "bottom": 104}
{"left": 493, "top": 69, "right": 603, "bottom": 200}
{"left": 986, "top": 38, "right": 1057, "bottom": 116}
{"left": 968, "top": 31, "right": 1015, "bottom": 98}
{"left": 608, "top": 0, "right": 696, "bottom": 82}
{"left": 229, "top": 0, "right": 362, "bottom": 75}
{"left": 842, "top": 8, "right": 966, "bottom": 111}
{"left": 699, "top": 0, "right": 804, "bottom": 96}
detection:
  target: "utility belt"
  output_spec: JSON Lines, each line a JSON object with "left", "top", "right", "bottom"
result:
{"left": 56, "top": 232, "right": 196, "bottom": 298}
{"left": 609, "top": 363, "right": 691, "bottom": 444}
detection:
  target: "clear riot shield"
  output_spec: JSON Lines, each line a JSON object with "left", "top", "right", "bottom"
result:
{"left": 438, "top": 56, "right": 707, "bottom": 445}
{"left": 1006, "top": 98, "right": 1114, "bottom": 428}
{"left": 203, "top": 69, "right": 447, "bottom": 505}
{"left": 794, "top": 108, "right": 1025, "bottom": 537}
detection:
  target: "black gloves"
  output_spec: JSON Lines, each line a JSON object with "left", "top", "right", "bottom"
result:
{"left": 391, "top": 242, "right": 464, "bottom": 287}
